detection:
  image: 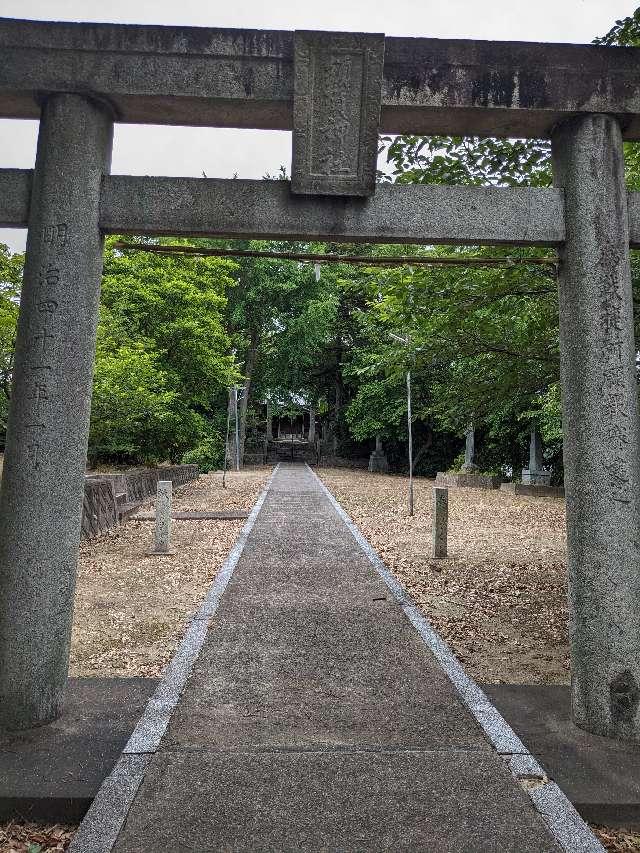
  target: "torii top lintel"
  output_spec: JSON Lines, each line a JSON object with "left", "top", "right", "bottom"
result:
{"left": 1, "top": 16, "right": 639, "bottom": 137}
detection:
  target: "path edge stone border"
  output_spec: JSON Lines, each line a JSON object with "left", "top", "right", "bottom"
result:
{"left": 67, "top": 464, "right": 280, "bottom": 853}
{"left": 309, "top": 465, "right": 605, "bottom": 853}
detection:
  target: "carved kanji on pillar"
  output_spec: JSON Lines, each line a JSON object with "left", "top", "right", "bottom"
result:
{"left": 292, "top": 30, "right": 384, "bottom": 197}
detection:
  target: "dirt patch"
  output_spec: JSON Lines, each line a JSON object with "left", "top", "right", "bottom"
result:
{"left": 318, "top": 467, "right": 569, "bottom": 685}
{"left": 70, "top": 467, "right": 270, "bottom": 678}
{"left": 0, "top": 821, "right": 74, "bottom": 853}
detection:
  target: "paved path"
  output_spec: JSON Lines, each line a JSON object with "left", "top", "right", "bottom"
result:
{"left": 87, "top": 464, "right": 592, "bottom": 851}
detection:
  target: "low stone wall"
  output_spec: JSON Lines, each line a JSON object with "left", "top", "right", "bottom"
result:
{"left": 501, "top": 482, "right": 565, "bottom": 498}
{"left": 317, "top": 456, "right": 369, "bottom": 470}
{"left": 435, "top": 471, "right": 501, "bottom": 490}
{"left": 82, "top": 464, "right": 199, "bottom": 539}
{"left": 81, "top": 479, "right": 119, "bottom": 540}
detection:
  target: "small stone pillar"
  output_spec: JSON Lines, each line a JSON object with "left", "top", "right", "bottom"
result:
{"left": 461, "top": 425, "right": 478, "bottom": 472}
{"left": 368, "top": 435, "right": 389, "bottom": 473}
{"left": 154, "top": 481, "right": 172, "bottom": 554}
{"left": 307, "top": 406, "right": 316, "bottom": 444}
{"left": 0, "top": 94, "right": 113, "bottom": 730}
{"left": 266, "top": 401, "right": 273, "bottom": 441}
{"left": 553, "top": 113, "right": 640, "bottom": 740}
{"left": 522, "top": 428, "right": 551, "bottom": 486}
{"left": 432, "top": 487, "right": 448, "bottom": 559}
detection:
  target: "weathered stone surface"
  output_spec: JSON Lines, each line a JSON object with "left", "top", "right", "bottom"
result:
{"left": 0, "top": 94, "right": 113, "bottom": 730}
{"left": 0, "top": 677, "right": 157, "bottom": 822}
{"left": 154, "top": 480, "right": 172, "bottom": 553}
{"left": 432, "top": 486, "right": 448, "bottom": 559}
{"left": 484, "top": 683, "right": 640, "bottom": 826}
{"left": 0, "top": 167, "right": 31, "bottom": 228}
{"left": 99, "top": 176, "right": 566, "bottom": 245}
{"left": 367, "top": 451, "right": 389, "bottom": 473}
{"left": 2, "top": 19, "right": 640, "bottom": 139}
{"left": 292, "top": 31, "right": 384, "bottom": 196}
{"left": 461, "top": 425, "right": 478, "bottom": 472}
{"left": 163, "top": 602, "right": 486, "bottom": 752}
{"left": 111, "top": 750, "right": 560, "bottom": 853}
{"left": 368, "top": 437, "right": 389, "bottom": 473}
{"left": 522, "top": 427, "right": 552, "bottom": 485}
{"left": 3, "top": 170, "right": 640, "bottom": 249}
{"left": 0, "top": 20, "right": 295, "bottom": 130}
{"left": 552, "top": 114, "right": 640, "bottom": 740}
{"left": 500, "top": 482, "right": 565, "bottom": 498}
{"left": 436, "top": 471, "right": 501, "bottom": 489}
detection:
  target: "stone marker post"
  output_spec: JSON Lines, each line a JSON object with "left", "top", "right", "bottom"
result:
{"left": 0, "top": 94, "right": 113, "bottom": 729}
{"left": 522, "top": 428, "right": 551, "bottom": 486}
{"left": 154, "top": 481, "right": 173, "bottom": 554}
{"left": 368, "top": 435, "right": 389, "bottom": 473}
{"left": 461, "top": 425, "right": 478, "bottom": 472}
{"left": 308, "top": 406, "right": 316, "bottom": 444}
{"left": 266, "top": 401, "right": 273, "bottom": 441}
{"left": 553, "top": 114, "right": 640, "bottom": 740}
{"left": 432, "top": 487, "right": 448, "bottom": 559}
{"left": 530, "top": 428, "right": 544, "bottom": 474}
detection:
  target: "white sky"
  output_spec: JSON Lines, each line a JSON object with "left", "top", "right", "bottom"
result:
{"left": 0, "top": 0, "right": 637, "bottom": 251}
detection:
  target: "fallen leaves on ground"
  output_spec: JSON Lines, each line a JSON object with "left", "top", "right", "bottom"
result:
{"left": 318, "top": 467, "right": 569, "bottom": 684}
{"left": 592, "top": 825, "right": 640, "bottom": 852}
{"left": 70, "top": 467, "right": 271, "bottom": 677}
{"left": 0, "top": 822, "right": 74, "bottom": 853}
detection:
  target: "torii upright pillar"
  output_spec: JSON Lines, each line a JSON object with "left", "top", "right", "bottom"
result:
{"left": 553, "top": 113, "right": 640, "bottom": 740}
{"left": 0, "top": 94, "right": 113, "bottom": 729}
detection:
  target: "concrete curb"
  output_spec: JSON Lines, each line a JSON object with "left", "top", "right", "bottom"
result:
{"left": 68, "top": 464, "right": 280, "bottom": 853}
{"left": 309, "top": 465, "right": 605, "bottom": 853}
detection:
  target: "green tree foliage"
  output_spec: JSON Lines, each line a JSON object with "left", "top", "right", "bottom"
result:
{"left": 0, "top": 244, "right": 23, "bottom": 442}
{"left": 593, "top": 8, "right": 640, "bottom": 45}
{"left": 347, "top": 8, "right": 640, "bottom": 479}
{"left": 89, "top": 238, "right": 238, "bottom": 464}
{"left": 383, "top": 135, "right": 551, "bottom": 187}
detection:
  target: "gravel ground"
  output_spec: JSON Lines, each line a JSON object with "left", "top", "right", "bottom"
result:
{"left": 70, "top": 467, "right": 271, "bottom": 678}
{"left": 318, "top": 467, "right": 569, "bottom": 685}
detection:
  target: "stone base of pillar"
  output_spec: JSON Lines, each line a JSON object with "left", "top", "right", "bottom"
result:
{"left": 501, "top": 482, "right": 565, "bottom": 498}
{"left": 460, "top": 462, "right": 479, "bottom": 473}
{"left": 521, "top": 468, "right": 552, "bottom": 486}
{"left": 436, "top": 471, "right": 501, "bottom": 490}
{"left": 368, "top": 451, "right": 389, "bottom": 473}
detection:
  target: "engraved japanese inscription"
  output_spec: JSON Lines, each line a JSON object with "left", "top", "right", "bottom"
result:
{"left": 292, "top": 30, "right": 385, "bottom": 197}
{"left": 596, "top": 246, "right": 634, "bottom": 505}
{"left": 21, "top": 232, "right": 69, "bottom": 469}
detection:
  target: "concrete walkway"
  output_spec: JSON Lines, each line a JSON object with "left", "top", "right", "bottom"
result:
{"left": 73, "top": 463, "right": 601, "bottom": 852}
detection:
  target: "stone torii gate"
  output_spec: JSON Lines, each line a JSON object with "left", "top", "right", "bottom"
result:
{"left": 0, "top": 19, "right": 639, "bottom": 741}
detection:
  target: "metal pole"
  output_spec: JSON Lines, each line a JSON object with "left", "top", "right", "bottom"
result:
{"left": 407, "top": 369, "right": 414, "bottom": 517}
{"left": 234, "top": 386, "right": 240, "bottom": 472}
{"left": 222, "top": 387, "right": 232, "bottom": 488}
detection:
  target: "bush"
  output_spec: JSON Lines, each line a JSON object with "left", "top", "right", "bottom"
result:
{"left": 181, "top": 433, "right": 225, "bottom": 473}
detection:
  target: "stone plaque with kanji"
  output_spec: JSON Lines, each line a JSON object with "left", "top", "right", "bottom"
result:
{"left": 292, "top": 30, "right": 385, "bottom": 197}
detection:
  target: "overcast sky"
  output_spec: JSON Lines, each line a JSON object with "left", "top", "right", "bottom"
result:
{"left": 0, "top": 0, "right": 637, "bottom": 251}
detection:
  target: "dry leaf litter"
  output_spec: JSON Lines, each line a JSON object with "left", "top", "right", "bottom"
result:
{"left": 318, "top": 468, "right": 569, "bottom": 685}
{"left": 70, "top": 467, "right": 270, "bottom": 678}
